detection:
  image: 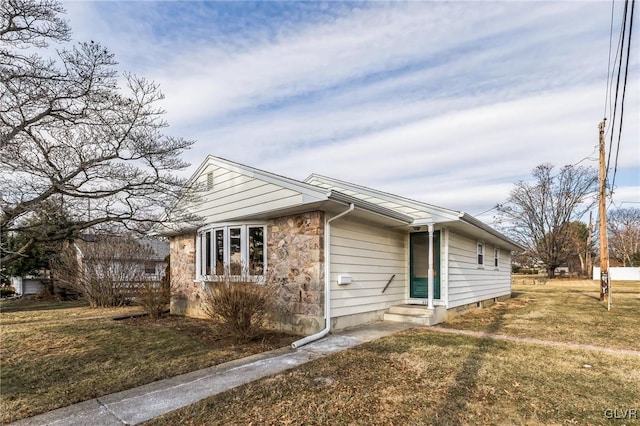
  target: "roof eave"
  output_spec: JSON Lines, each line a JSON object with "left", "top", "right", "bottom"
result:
{"left": 328, "top": 191, "right": 414, "bottom": 224}
{"left": 459, "top": 213, "right": 525, "bottom": 251}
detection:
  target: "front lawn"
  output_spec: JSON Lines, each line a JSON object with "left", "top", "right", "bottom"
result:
{"left": 147, "top": 330, "right": 639, "bottom": 425}
{"left": 0, "top": 300, "right": 298, "bottom": 424}
{"left": 147, "top": 279, "right": 640, "bottom": 425}
{"left": 442, "top": 279, "right": 640, "bottom": 351}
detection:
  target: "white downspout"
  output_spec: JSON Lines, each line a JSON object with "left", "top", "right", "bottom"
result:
{"left": 291, "top": 203, "right": 355, "bottom": 349}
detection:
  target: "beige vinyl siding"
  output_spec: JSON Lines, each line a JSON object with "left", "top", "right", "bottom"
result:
{"left": 447, "top": 231, "right": 511, "bottom": 308}
{"left": 329, "top": 217, "right": 407, "bottom": 318}
{"left": 192, "top": 165, "right": 305, "bottom": 224}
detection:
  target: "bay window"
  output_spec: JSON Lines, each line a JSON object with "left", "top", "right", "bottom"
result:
{"left": 196, "top": 224, "right": 266, "bottom": 280}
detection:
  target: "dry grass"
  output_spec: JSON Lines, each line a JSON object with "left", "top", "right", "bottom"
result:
{"left": 147, "top": 329, "right": 640, "bottom": 425}
{"left": 0, "top": 300, "right": 298, "bottom": 424}
{"left": 442, "top": 278, "right": 640, "bottom": 350}
{"left": 147, "top": 278, "right": 640, "bottom": 426}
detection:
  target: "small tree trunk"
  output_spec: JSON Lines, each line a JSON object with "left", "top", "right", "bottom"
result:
{"left": 578, "top": 254, "right": 585, "bottom": 277}
{"left": 547, "top": 267, "right": 555, "bottom": 279}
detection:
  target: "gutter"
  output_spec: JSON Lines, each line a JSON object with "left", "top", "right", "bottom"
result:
{"left": 291, "top": 203, "right": 355, "bottom": 349}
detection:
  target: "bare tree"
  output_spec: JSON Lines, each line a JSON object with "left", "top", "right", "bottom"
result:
{"left": 497, "top": 163, "right": 598, "bottom": 278}
{"left": 0, "top": 0, "right": 196, "bottom": 266}
{"left": 565, "top": 221, "right": 593, "bottom": 277}
{"left": 607, "top": 207, "right": 640, "bottom": 267}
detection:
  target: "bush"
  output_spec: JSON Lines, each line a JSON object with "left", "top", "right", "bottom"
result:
{"left": 54, "top": 235, "right": 156, "bottom": 308}
{"left": 135, "top": 279, "right": 170, "bottom": 320}
{"left": 202, "top": 277, "right": 280, "bottom": 343}
{"left": 1, "top": 287, "right": 15, "bottom": 298}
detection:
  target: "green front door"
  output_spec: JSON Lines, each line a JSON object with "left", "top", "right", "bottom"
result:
{"left": 410, "top": 231, "right": 440, "bottom": 299}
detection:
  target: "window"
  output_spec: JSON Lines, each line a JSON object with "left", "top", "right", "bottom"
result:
{"left": 248, "top": 226, "right": 265, "bottom": 275}
{"left": 144, "top": 262, "right": 156, "bottom": 275}
{"left": 229, "top": 227, "right": 241, "bottom": 274}
{"left": 215, "top": 229, "right": 224, "bottom": 274}
{"left": 494, "top": 247, "right": 499, "bottom": 268}
{"left": 197, "top": 224, "right": 266, "bottom": 279}
{"left": 477, "top": 242, "right": 484, "bottom": 266}
{"left": 205, "top": 231, "right": 212, "bottom": 274}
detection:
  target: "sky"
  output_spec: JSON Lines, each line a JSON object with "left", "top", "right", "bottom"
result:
{"left": 60, "top": 0, "right": 639, "bottom": 224}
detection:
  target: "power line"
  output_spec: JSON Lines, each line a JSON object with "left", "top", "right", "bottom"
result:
{"left": 473, "top": 205, "right": 498, "bottom": 217}
{"left": 603, "top": 0, "right": 616, "bottom": 119}
{"left": 609, "top": 0, "right": 635, "bottom": 195}
{"left": 546, "top": 145, "right": 598, "bottom": 181}
{"left": 605, "top": 0, "right": 627, "bottom": 140}
{"left": 605, "top": 0, "right": 629, "bottom": 178}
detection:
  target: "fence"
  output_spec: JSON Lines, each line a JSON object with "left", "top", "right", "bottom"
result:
{"left": 592, "top": 267, "right": 640, "bottom": 281}
{"left": 116, "top": 276, "right": 165, "bottom": 300}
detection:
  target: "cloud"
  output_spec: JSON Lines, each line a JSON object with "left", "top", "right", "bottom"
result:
{"left": 60, "top": 0, "right": 639, "bottom": 216}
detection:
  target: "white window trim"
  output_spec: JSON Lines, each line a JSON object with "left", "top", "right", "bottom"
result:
{"left": 195, "top": 222, "right": 267, "bottom": 282}
{"left": 494, "top": 246, "right": 500, "bottom": 270}
{"left": 477, "top": 241, "right": 485, "bottom": 268}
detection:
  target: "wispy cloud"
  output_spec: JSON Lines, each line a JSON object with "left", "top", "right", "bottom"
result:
{"left": 62, "top": 0, "right": 639, "bottom": 215}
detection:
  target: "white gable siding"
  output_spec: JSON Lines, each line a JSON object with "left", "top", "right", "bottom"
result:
{"left": 329, "top": 217, "right": 407, "bottom": 318}
{"left": 447, "top": 231, "right": 511, "bottom": 308}
{"left": 192, "top": 165, "right": 306, "bottom": 224}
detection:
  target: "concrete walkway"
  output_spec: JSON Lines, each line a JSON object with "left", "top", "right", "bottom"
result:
{"left": 11, "top": 322, "right": 414, "bottom": 426}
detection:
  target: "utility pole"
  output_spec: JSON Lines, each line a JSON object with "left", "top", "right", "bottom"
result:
{"left": 586, "top": 211, "right": 592, "bottom": 278}
{"left": 598, "top": 120, "right": 609, "bottom": 303}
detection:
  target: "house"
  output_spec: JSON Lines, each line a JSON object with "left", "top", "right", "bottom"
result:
{"left": 52, "top": 235, "right": 170, "bottom": 300}
{"left": 165, "top": 156, "right": 523, "bottom": 336}
{"left": 73, "top": 234, "right": 170, "bottom": 278}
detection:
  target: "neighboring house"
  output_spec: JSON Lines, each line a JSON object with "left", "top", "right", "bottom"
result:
{"left": 73, "top": 235, "right": 170, "bottom": 279}
{"left": 134, "top": 237, "right": 171, "bottom": 277}
{"left": 165, "top": 156, "right": 524, "bottom": 335}
{"left": 8, "top": 237, "right": 169, "bottom": 298}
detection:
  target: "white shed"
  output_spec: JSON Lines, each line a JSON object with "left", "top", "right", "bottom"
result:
{"left": 11, "top": 276, "right": 45, "bottom": 296}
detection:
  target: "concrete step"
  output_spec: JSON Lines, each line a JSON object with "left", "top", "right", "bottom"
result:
{"left": 388, "top": 304, "right": 434, "bottom": 316}
{"left": 384, "top": 305, "right": 447, "bottom": 326}
{"left": 383, "top": 312, "right": 433, "bottom": 326}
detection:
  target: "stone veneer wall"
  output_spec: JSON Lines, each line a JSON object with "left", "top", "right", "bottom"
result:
{"left": 169, "top": 233, "right": 207, "bottom": 318}
{"left": 169, "top": 211, "right": 325, "bottom": 335}
{"left": 267, "top": 211, "right": 325, "bottom": 335}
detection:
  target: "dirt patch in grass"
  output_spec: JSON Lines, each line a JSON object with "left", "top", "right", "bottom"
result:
{"left": 441, "top": 279, "right": 640, "bottom": 351}
{"left": 147, "top": 329, "right": 640, "bottom": 426}
{"left": 0, "top": 303, "right": 298, "bottom": 423}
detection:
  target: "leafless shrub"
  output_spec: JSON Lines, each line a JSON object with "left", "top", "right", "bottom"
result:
{"left": 54, "top": 235, "right": 156, "bottom": 308}
{"left": 135, "top": 278, "right": 170, "bottom": 319}
{"left": 202, "top": 264, "right": 282, "bottom": 342}
{"left": 534, "top": 276, "right": 548, "bottom": 285}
